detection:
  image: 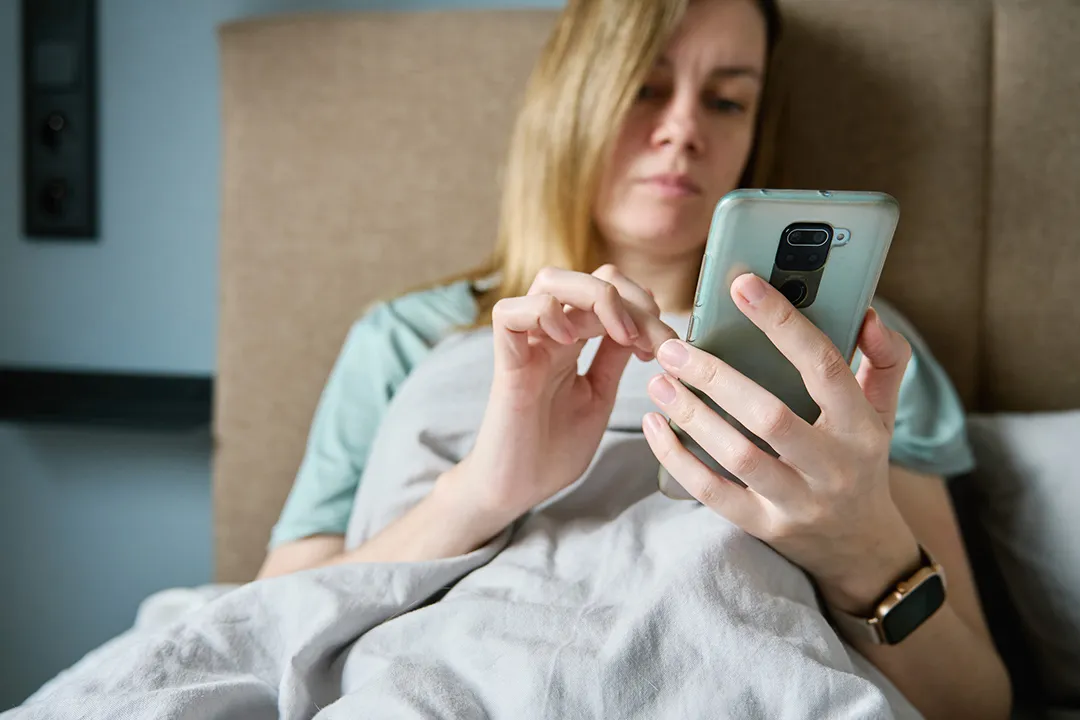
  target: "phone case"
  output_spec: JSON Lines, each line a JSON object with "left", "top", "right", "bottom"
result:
{"left": 659, "top": 189, "right": 900, "bottom": 500}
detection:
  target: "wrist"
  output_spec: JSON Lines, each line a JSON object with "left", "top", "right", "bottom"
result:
{"left": 816, "top": 525, "right": 922, "bottom": 615}
{"left": 432, "top": 460, "right": 519, "bottom": 545}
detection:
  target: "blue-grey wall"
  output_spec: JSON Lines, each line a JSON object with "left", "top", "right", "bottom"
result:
{"left": 0, "top": 0, "right": 559, "bottom": 711}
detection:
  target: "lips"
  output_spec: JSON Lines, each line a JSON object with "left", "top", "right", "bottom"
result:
{"left": 640, "top": 173, "right": 703, "bottom": 196}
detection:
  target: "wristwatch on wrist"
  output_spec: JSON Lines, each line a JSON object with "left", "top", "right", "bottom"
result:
{"left": 828, "top": 545, "right": 947, "bottom": 645}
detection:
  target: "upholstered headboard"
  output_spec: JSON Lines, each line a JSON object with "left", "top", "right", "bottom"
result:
{"left": 215, "top": 0, "right": 1080, "bottom": 582}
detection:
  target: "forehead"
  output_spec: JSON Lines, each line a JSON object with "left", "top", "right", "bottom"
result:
{"left": 663, "top": 0, "right": 767, "bottom": 70}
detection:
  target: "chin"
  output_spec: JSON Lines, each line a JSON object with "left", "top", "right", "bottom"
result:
{"left": 611, "top": 208, "right": 710, "bottom": 257}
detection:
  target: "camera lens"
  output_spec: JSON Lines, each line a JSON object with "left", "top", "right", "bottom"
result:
{"left": 779, "top": 279, "right": 808, "bottom": 306}
{"left": 788, "top": 228, "right": 829, "bottom": 246}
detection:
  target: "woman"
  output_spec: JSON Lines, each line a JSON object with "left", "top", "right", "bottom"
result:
{"left": 252, "top": 0, "right": 1011, "bottom": 717}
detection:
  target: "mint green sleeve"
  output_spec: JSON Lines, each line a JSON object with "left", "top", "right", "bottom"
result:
{"left": 268, "top": 283, "right": 477, "bottom": 549}
{"left": 864, "top": 300, "right": 977, "bottom": 478}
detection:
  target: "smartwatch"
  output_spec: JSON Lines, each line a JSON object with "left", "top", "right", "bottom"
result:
{"left": 828, "top": 545, "right": 947, "bottom": 645}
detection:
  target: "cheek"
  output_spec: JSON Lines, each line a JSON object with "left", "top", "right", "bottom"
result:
{"left": 709, "top": 123, "right": 757, "bottom": 187}
{"left": 596, "top": 115, "right": 651, "bottom": 213}
{"left": 608, "top": 115, "right": 651, "bottom": 182}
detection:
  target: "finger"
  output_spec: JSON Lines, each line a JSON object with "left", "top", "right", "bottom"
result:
{"left": 642, "top": 412, "right": 766, "bottom": 530}
{"left": 491, "top": 295, "right": 578, "bottom": 369}
{"left": 592, "top": 264, "right": 661, "bottom": 316}
{"left": 585, "top": 335, "right": 634, "bottom": 404}
{"left": 654, "top": 339, "right": 831, "bottom": 479}
{"left": 646, "top": 373, "right": 805, "bottom": 503}
{"left": 854, "top": 307, "right": 912, "bottom": 434}
{"left": 592, "top": 264, "right": 675, "bottom": 359}
{"left": 528, "top": 267, "right": 639, "bottom": 345}
{"left": 729, "top": 273, "right": 872, "bottom": 430}
{"left": 557, "top": 309, "right": 655, "bottom": 362}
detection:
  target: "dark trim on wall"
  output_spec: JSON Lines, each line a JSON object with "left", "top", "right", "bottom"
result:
{"left": 0, "top": 368, "right": 212, "bottom": 430}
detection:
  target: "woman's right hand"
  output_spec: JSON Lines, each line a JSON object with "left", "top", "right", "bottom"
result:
{"left": 439, "top": 264, "right": 678, "bottom": 535}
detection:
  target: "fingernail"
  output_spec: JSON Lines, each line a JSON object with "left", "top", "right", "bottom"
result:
{"left": 737, "top": 275, "right": 768, "bottom": 305}
{"left": 621, "top": 309, "right": 640, "bottom": 340}
{"left": 649, "top": 375, "right": 677, "bottom": 405}
{"left": 643, "top": 412, "right": 666, "bottom": 435}
{"left": 657, "top": 339, "right": 688, "bottom": 369}
{"left": 563, "top": 323, "right": 579, "bottom": 344}
{"left": 873, "top": 309, "right": 888, "bottom": 332}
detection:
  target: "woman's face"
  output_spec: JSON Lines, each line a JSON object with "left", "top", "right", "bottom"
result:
{"left": 594, "top": 0, "right": 768, "bottom": 261}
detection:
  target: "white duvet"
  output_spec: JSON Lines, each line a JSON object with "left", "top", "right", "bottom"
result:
{"left": 5, "top": 328, "right": 919, "bottom": 719}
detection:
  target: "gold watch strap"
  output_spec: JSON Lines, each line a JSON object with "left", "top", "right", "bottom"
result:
{"left": 828, "top": 545, "right": 945, "bottom": 645}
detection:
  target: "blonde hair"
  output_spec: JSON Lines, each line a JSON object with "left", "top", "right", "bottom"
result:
{"left": 436, "top": 0, "right": 781, "bottom": 326}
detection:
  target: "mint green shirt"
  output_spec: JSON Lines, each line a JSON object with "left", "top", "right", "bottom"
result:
{"left": 269, "top": 281, "right": 975, "bottom": 548}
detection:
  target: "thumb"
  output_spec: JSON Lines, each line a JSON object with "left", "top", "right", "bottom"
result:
{"left": 854, "top": 307, "right": 912, "bottom": 434}
{"left": 585, "top": 335, "right": 634, "bottom": 406}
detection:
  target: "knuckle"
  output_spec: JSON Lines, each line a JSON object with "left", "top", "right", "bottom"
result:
{"left": 597, "top": 281, "right": 620, "bottom": 306}
{"left": 695, "top": 477, "right": 725, "bottom": 508}
{"left": 671, "top": 396, "right": 697, "bottom": 427}
{"left": 532, "top": 266, "right": 558, "bottom": 289}
{"left": 541, "top": 293, "right": 562, "bottom": 314}
{"left": 773, "top": 302, "right": 799, "bottom": 331}
{"left": 593, "top": 263, "right": 620, "bottom": 281}
{"left": 696, "top": 356, "right": 722, "bottom": 390}
{"left": 769, "top": 502, "right": 821, "bottom": 538}
{"left": 815, "top": 347, "right": 851, "bottom": 383}
{"left": 726, "top": 440, "right": 762, "bottom": 477}
{"left": 860, "top": 427, "right": 892, "bottom": 458}
{"left": 764, "top": 514, "right": 793, "bottom": 541}
{"left": 754, "top": 402, "right": 794, "bottom": 439}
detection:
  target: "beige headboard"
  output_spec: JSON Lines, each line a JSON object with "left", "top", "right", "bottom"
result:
{"left": 215, "top": 0, "right": 1080, "bottom": 582}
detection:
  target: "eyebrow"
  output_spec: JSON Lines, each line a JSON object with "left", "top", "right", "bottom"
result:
{"left": 656, "top": 56, "right": 763, "bottom": 81}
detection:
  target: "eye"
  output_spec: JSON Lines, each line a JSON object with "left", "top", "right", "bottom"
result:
{"left": 637, "top": 84, "right": 669, "bottom": 102}
{"left": 704, "top": 96, "right": 746, "bottom": 114}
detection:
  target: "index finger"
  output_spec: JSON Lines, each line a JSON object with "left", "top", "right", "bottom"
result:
{"left": 528, "top": 267, "right": 640, "bottom": 345}
{"left": 729, "top": 273, "right": 873, "bottom": 428}
{"left": 591, "top": 264, "right": 676, "bottom": 358}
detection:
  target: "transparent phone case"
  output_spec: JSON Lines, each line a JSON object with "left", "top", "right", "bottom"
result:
{"left": 659, "top": 189, "right": 900, "bottom": 500}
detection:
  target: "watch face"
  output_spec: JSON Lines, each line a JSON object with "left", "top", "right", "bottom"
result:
{"left": 882, "top": 574, "right": 945, "bottom": 644}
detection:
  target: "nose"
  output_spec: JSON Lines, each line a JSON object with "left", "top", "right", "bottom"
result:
{"left": 651, "top": 92, "right": 704, "bottom": 156}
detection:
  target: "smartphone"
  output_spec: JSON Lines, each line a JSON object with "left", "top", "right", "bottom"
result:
{"left": 658, "top": 189, "right": 900, "bottom": 500}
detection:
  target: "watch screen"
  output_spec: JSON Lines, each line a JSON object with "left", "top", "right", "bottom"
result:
{"left": 882, "top": 575, "right": 945, "bottom": 644}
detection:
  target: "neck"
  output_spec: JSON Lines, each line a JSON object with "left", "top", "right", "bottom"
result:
{"left": 600, "top": 243, "right": 702, "bottom": 315}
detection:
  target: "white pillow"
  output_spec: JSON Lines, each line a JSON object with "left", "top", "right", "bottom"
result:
{"left": 966, "top": 411, "right": 1080, "bottom": 706}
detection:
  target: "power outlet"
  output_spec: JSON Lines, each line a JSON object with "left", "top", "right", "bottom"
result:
{"left": 22, "top": 0, "right": 98, "bottom": 239}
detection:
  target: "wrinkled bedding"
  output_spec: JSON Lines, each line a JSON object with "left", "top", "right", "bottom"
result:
{"left": 6, "top": 328, "right": 919, "bottom": 719}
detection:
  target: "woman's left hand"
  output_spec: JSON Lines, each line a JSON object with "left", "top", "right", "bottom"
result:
{"left": 642, "top": 272, "right": 921, "bottom": 614}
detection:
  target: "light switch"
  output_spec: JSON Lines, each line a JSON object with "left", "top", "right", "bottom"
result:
{"left": 22, "top": 0, "right": 97, "bottom": 239}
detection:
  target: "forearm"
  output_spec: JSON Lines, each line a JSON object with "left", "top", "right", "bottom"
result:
{"left": 256, "top": 493, "right": 490, "bottom": 579}
{"left": 806, "top": 467, "right": 1012, "bottom": 720}
{"left": 258, "top": 534, "right": 345, "bottom": 579}
{"left": 836, "top": 600, "right": 1011, "bottom": 720}
{"left": 259, "top": 462, "right": 515, "bottom": 578}
{"left": 312, "top": 469, "right": 511, "bottom": 568}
